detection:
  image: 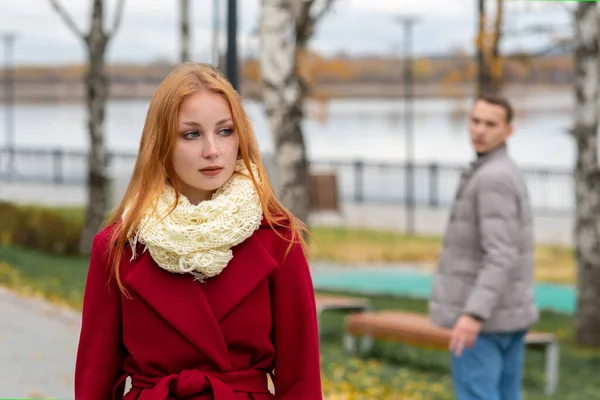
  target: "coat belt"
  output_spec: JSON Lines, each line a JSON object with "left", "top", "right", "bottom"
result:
{"left": 132, "top": 368, "right": 270, "bottom": 400}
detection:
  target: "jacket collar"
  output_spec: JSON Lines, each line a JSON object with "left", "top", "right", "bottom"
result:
{"left": 471, "top": 142, "right": 508, "bottom": 169}
{"left": 454, "top": 143, "right": 508, "bottom": 199}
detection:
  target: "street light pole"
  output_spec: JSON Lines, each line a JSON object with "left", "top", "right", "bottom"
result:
{"left": 226, "top": 0, "right": 238, "bottom": 91}
{"left": 396, "top": 16, "right": 418, "bottom": 234}
{"left": 3, "top": 33, "right": 16, "bottom": 175}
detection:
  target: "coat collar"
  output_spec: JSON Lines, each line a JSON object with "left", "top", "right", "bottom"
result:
{"left": 122, "top": 231, "right": 279, "bottom": 370}
{"left": 471, "top": 142, "right": 507, "bottom": 169}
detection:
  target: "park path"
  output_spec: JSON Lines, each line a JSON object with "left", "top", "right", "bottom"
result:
{"left": 0, "top": 286, "right": 80, "bottom": 399}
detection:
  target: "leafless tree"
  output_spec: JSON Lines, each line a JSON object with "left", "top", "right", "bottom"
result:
{"left": 259, "top": 0, "right": 335, "bottom": 224}
{"left": 48, "top": 0, "right": 126, "bottom": 254}
{"left": 572, "top": 1, "right": 600, "bottom": 347}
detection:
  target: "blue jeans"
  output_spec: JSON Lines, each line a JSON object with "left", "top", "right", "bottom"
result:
{"left": 451, "top": 330, "right": 527, "bottom": 400}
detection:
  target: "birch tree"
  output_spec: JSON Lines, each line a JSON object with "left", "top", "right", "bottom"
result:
{"left": 476, "top": 0, "right": 504, "bottom": 95}
{"left": 180, "top": 0, "right": 191, "bottom": 62}
{"left": 49, "top": 0, "right": 126, "bottom": 254}
{"left": 259, "top": 0, "right": 335, "bottom": 224}
{"left": 572, "top": 1, "right": 600, "bottom": 347}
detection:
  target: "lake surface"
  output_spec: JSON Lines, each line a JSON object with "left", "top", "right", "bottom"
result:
{"left": 0, "top": 89, "right": 579, "bottom": 169}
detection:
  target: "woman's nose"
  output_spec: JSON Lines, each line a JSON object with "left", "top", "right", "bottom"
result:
{"left": 203, "top": 139, "right": 219, "bottom": 158}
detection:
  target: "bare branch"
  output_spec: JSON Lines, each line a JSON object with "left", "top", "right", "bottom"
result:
{"left": 503, "top": 23, "right": 571, "bottom": 37}
{"left": 312, "top": 0, "right": 335, "bottom": 24}
{"left": 48, "top": 0, "right": 85, "bottom": 39}
{"left": 108, "top": 0, "right": 126, "bottom": 38}
{"left": 507, "top": 37, "right": 574, "bottom": 63}
{"left": 293, "top": 0, "right": 336, "bottom": 48}
{"left": 292, "top": 0, "right": 312, "bottom": 46}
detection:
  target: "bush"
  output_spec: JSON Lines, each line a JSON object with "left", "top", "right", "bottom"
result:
{"left": 0, "top": 202, "right": 83, "bottom": 255}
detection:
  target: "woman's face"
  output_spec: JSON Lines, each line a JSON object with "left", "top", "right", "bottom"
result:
{"left": 172, "top": 89, "right": 240, "bottom": 205}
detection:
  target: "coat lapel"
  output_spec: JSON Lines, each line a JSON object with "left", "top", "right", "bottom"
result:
{"left": 123, "top": 251, "right": 232, "bottom": 370}
{"left": 201, "top": 232, "right": 279, "bottom": 322}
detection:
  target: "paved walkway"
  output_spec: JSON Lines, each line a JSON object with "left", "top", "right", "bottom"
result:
{"left": 0, "top": 287, "right": 80, "bottom": 399}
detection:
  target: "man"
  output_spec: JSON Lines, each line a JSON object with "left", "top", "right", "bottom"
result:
{"left": 429, "top": 94, "right": 539, "bottom": 400}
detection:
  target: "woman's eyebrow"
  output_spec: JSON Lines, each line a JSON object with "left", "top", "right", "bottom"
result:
{"left": 216, "top": 118, "right": 233, "bottom": 125}
{"left": 181, "top": 118, "right": 232, "bottom": 127}
{"left": 182, "top": 120, "right": 202, "bottom": 128}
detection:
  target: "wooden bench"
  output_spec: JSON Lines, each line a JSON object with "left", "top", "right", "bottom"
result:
{"left": 314, "top": 294, "right": 371, "bottom": 337}
{"left": 344, "top": 310, "right": 559, "bottom": 395}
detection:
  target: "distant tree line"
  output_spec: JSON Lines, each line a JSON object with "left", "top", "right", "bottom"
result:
{"left": 1, "top": 52, "right": 574, "bottom": 88}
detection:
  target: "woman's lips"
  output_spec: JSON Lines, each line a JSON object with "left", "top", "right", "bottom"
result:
{"left": 199, "top": 167, "right": 223, "bottom": 176}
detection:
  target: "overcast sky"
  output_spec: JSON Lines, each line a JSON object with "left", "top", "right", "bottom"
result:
{"left": 0, "top": 0, "right": 574, "bottom": 66}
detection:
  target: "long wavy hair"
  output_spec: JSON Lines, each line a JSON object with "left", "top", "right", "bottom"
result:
{"left": 106, "top": 62, "right": 308, "bottom": 293}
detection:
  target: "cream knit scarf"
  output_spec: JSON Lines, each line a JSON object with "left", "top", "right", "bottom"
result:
{"left": 128, "top": 160, "right": 263, "bottom": 281}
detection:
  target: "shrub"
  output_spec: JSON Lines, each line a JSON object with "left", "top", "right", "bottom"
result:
{"left": 0, "top": 201, "right": 83, "bottom": 255}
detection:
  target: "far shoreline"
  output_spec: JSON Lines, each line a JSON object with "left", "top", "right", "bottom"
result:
{"left": 0, "top": 81, "right": 574, "bottom": 106}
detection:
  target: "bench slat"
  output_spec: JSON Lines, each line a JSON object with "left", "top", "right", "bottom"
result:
{"left": 345, "top": 310, "right": 556, "bottom": 348}
{"left": 315, "top": 294, "right": 370, "bottom": 309}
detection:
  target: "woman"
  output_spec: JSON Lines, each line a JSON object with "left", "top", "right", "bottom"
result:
{"left": 74, "top": 62, "right": 322, "bottom": 399}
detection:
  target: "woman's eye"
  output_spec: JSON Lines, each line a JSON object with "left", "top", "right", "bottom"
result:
{"left": 183, "top": 131, "right": 200, "bottom": 140}
{"left": 219, "top": 128, "right": 233, "bottom": 136}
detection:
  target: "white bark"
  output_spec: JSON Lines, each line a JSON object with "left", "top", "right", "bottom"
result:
{"left": 259, "top": 0, "right": 334, "bottom": 224}
{"left": 259, "top": 0, "right": 309, "bottom": 222}
{"left": 572, "top": 1, "right": 600, "bottom": 347}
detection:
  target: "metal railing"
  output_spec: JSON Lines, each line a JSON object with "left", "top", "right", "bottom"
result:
{"left": 0, "top": 147, "right": 574, "bottom": 215}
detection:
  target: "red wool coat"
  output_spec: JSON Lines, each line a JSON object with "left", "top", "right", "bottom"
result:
{"left": 74, "top": 221, "right": 323, "bottom": 400}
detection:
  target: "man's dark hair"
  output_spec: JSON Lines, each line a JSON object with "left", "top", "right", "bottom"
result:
{"left": 475, "top": 93, "right": 514, "bottom": 124}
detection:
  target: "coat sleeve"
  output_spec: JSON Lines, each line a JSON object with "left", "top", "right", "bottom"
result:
{"left": 270, "top": 234, "right": 323, "bottom": 399}
{"left": 75, "top": 230, "right": 127, "bottom": 400}
{"left": 464, "top": 172, "right": 521, "bottom": 320}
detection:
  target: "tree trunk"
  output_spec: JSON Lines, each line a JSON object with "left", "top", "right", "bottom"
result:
{"left": 476, "top": 0, "right": 492, "bottom": 95}
{"left": 490, "top": 0, "right": 504, "bottom": 94}
{"left": 259, "top": 0, "right": 310, "bottom": 223}
{"left": 180, "top": 0, "right": 191, "bottom": 62}
{"left": 572, "top": 1, "right": 600, "bottom": 348}
{"left": 49, "top": 0, "right": 125, "bottom": 254}
{"left": 79, "top": 2, "right": 110, "bottom": 255}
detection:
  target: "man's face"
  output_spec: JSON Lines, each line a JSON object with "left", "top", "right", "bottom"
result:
{"left": 468, "top": 100, "right": 513, "bottom": 154}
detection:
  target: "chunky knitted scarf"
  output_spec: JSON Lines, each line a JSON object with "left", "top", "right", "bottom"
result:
{"left": 129, "top": 160, "right": 263, "bottom": 281}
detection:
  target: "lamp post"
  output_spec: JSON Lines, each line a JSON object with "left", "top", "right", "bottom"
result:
{"left": 226, "top": 0, "right": 238, "bottom": 91}
{"left": 395, "top": 16, "right": 419, "bottom": 234}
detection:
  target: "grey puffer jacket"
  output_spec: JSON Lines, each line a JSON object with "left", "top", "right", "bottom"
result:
{"left": 429, "top": 144, "right": 539, "bottom": 333}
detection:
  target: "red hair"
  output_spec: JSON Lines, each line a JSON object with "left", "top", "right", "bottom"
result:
{"left": 106, "top": 62, "right": 307, "bottom": 293}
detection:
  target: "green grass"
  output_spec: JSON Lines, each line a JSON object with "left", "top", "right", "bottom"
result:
{"left": 0, "top": 245, "right": 89, "bottom": 308}
{"left": 309, "top": 226, "right": 576, "bottom": 285}
{"left": 0, "top": 245, "right": 598, "bottom": 398}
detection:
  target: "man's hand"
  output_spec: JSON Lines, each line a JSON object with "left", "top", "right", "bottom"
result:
{"left": 449, "top": 315, "right": 482, "bottom": 357}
